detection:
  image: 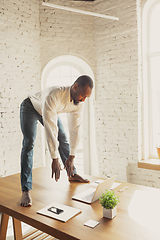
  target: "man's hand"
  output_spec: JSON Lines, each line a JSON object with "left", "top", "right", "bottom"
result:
{"left": 65, "top": 155, "right": 75, "bottom": 178}
{"left": 51, "top": 158, "right": 62, "bottom": 182}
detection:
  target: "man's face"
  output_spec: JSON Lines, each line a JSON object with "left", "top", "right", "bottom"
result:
{"left": 72, "top": 84, "right": 92, "bottom": 105}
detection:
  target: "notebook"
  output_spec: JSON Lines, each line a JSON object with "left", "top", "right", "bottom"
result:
{"left": 72, "top": 175, "right": 116, "bottom": 204}
{"left": 37, "top": 202, "right": 81, "bottom": 222}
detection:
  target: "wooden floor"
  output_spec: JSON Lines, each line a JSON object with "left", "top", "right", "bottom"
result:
{"left": 23, "top": 229, "right": 56, "bottom": 240}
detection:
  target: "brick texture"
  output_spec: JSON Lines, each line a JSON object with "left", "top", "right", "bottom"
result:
{"left": 93, "top": 0, "right": 160, "bottom": 188}
{"left": 39, "top": 0, "right": 96, "bottom": 69}
{"left": 0, "top": 0, "right": 42, "bottom": 177}
{"left": 0, "top": 0, "right": 160, "bottom": 188}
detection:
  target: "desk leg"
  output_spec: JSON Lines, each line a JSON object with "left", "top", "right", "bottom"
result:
{"left": 12, "top": 218, "right": 23, "bottom": 240}
{"left": 0, "top": 213, "right": 9, "bottom": 240}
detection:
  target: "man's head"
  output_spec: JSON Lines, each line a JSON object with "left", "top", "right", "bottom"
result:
{"left": 71, "top": 75, "right": 93, "bottom": 105}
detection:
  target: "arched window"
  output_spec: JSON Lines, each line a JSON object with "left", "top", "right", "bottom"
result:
{"left": 142, "top": 0, "right": 160, "bottom": 160}
{"left": 41, "top": 55, "right": 98, "bottom": 176}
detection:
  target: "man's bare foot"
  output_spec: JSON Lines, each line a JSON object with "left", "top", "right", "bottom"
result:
{"left": 69, "top": 174, "right": 90, "bottom": 183}
{"left": 20, "top": 191, "right": 32, "bottom": 207}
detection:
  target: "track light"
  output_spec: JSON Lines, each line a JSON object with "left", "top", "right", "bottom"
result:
{"left": 42, "top": 2, "right": 119, "bottom": 21}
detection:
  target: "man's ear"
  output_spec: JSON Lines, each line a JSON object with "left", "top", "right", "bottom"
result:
{"left": 73, "top": 84, "right": 78, "bottom": 91}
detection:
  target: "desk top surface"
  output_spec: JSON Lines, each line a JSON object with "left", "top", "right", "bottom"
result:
{"left": 0, "top": 167, "right": 160, "bottom": 240}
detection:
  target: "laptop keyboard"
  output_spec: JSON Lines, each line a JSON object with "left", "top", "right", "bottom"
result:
{"left": 82, "top": 191, "right": 96, "bottom": 202}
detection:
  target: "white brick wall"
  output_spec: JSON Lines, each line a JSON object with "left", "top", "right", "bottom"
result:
{"left": 0, "top": 0, "right": 42, "bottom": 177}
{"left": 93, "top": 0, "right": 160, "bottom": 188}
{"left": 39, "top": 0, "right": 96, "bottom": 69}
{"left": 93, "top": 0, "right": 139, "bottom": 181}
{"left": 1, "top": 0, "right": 160, "bottom": 188}
{"left": 0, "top": 0, "right": 96, "bottom": 178}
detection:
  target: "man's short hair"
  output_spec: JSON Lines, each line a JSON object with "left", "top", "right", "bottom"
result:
{"left": 74, "top": 75, "right": 93, "bottom": 89}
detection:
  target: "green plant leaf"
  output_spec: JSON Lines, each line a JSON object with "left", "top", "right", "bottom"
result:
{"left": 99, "top": 190, "right": 120, "bottom": 209}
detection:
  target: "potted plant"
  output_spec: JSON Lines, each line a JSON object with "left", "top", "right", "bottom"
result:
{"left": 99, "top": 190, "right": 120, "bottom": 219}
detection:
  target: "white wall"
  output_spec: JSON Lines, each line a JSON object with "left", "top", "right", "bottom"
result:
{"left": 93, "top": 0, "right": 160, "bottom": 188}
{"left": 0, "top": 0, "right": 43, "bottom": 176}
{"left": 1, "top": 0, "right": 160, "bottom": 188}
{"left": 39, "top": 0, "right": 96, "bottom": 70}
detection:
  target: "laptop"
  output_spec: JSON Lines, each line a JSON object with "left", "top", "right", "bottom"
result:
{"left": 72, "top": 175, "right": 116, "bottom": 204}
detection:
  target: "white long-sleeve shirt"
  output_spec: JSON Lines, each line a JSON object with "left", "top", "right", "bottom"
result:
{"left": 29, "top": 86, "right": 84, "bottom": 159}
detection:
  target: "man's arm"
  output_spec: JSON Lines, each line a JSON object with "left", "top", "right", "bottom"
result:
{"left": 67, "top": 107, "right": 83, "bottom": 154}
{"left": 42, "top": 97, "right": 59, "bottom": 159}
{"left": 66, "top": 105, "right": 83, "bottom": 177}
{"left": 42, "top": 94, "right": 62, "bottom": 181}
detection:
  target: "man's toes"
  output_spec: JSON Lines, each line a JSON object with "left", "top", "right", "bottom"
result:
{"left": 21, "top": 202, "right": 32, "bottom": 207}
{"left": 81, "top": 178, "right": 90, "bottom": 183}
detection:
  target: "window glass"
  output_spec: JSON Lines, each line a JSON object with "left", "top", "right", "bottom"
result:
{"left": 46, "top": 65, "right": 80, "bottom": 87}
{"left": 60, "top": 65, "right": 71, "bottom": 76}
{"left": 143, "top": 0, "right": 160, "bottom": 159}
{"left": 150, "top": 56, "right": 160, "bottom": 154}
{"left": 71, "top": 67, "right": 80, "bottom": 76}
{"left": 149, "top": 2, "right": 160, "bottom": 53}
{"left": 46, "top": 65, "right": 84, "bottom": 172}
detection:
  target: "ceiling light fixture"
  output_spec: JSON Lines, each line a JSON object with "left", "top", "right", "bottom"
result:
{"left": 42, "top": 2, "right": 119, "bottom": 21}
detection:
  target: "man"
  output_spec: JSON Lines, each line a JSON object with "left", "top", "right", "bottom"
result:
{"left": 20, "top": 75, "right": 93, "bottom": 207}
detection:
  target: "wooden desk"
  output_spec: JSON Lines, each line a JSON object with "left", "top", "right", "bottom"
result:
{"left": 0, "top": 167, "right": 160, "bottom": 240}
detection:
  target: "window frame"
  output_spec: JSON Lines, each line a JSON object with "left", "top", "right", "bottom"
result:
{"left": 142, "top": 0, "right": 160, "bottom": 160}
{"left": 41, "top": 55, "right": 98, "bottom": 175}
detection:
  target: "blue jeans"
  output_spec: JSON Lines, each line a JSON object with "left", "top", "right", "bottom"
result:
{"left": 20, "top": 98, "right": 76, "bottom": 191}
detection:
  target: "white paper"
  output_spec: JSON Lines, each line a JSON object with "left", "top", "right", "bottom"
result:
{"left": 37, "top": 202, "right": 81, "bottom": 222}
{"left": 111, "top": 182, "right": 121, "bottom": 189}
{"left": 84, "top": 219, "right": 100, "bottom": 228}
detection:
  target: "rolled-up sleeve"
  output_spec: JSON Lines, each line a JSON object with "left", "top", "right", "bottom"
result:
{"left": 42, "top": 94, "right": 59, "bottom": 159}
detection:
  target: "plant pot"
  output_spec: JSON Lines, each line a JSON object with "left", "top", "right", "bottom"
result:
{"left": 103, "top": 206, "right": 117, "bottom": 219}
{"left": 156, "top": 147, "right": 160, "bottom": 159}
